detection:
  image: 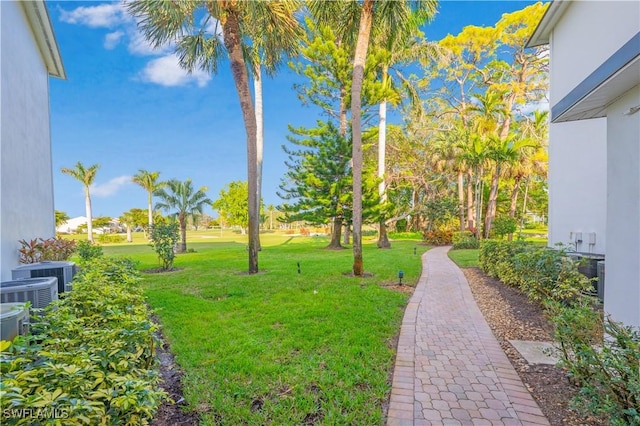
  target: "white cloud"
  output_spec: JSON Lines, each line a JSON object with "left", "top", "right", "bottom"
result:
{"left": 59, "top": 3, "right": 131, "bottom": 28}
{"left": 91, "top": 176, "right": 133, "bottom": 197}
{"left": 127, "top": 29, "right": 171, "bottom": 56}
{"left": 104, "top": 31, "right": 124, "bottom": 49}
{"left": 140, "top": 54, "right": 211, "bottom": 88}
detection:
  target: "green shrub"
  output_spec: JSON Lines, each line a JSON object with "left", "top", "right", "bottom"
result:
{"left": 549, "top": 301, "right": 640, "bottom": 425}
{"left": 0, "top": 257, "right": 166, "bottom": 425}
{"left": 452, "top": 231, "right": 479, "bottom": 250}
{"left": 18, "top": 238, "right": 76, "bottom": 264}
{"left": 149, "top": 222, "right": 179, "bottom": 270}
{"left": 492, "top": 216, "right": 517, "bottom": 239}
{"left": 76, "top": 240, "right": 103, "bottom": 261}
{"left": 422, "top": 229, "right": 453, "bottom": 246}
{"left": 479, "top": 241, "right": 591, "bottom": 305}
{"left": 97, "top": 233, "right": 126, "bottom": 244}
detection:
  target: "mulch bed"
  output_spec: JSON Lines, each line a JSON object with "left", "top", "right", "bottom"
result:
{"left": 462, "top": 267, "right": 606, "bottom": 426}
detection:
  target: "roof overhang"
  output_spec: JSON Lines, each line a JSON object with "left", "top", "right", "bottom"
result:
{"left": 21, "top": 1, "right": 66, "bottom": 79}
{"left": 526, "top": 1, "right": 571, "bottom": 48}
{"left": 552, "top": 33, "right": 640, "bottom": 122}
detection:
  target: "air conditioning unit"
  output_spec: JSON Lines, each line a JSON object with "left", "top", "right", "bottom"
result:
{"left": 0, "top": 277, "right": 58, "bottom": 308}
{"left": 596, "top": 261, "right": 605, "bottom": 303}
{"left": 12, "top": 261, "right": 76, "bottom": 294}
{"left": 0, "top": 303, "right": 30, "bottom": 341}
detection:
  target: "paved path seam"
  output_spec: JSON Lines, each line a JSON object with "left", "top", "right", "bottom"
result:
{"left": 387, "top": 246, "right": 549, "bottom": 425}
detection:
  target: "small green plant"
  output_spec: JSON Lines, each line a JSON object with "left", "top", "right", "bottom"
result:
{"left": 549, "top": 301, "right": 640, "bottom": 425}
{"left": 0, "top": 257, "right": 166, "bottom": 425}
{"left": 452, "top": 231, "right": 479, "bottom": 250}
{"left": 18, "top": 237, "right": 76, "bottom": 263}
{"left": 149, "top": 222, "right": 179, "bottom": 270}
{"left": 97, "top": 233, "right": 126, "bottom": 244}
{"left": 422, "top": 229, "right": 453, "bottom": 245}
{"left": 492, "top": 216, "right": 517, "bottom": 239}
{"left": 76, "top": 240, "right": 103, "bottom": 261}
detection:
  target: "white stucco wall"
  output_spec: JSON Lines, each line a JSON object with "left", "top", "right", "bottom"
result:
{"left": 605, "top": 85, "right": 640, "bottom": 327}
{"left": 1, "top": 1, "right": 56, "bottom": 280}
{"left": 547, "top": 118, "right": 607, "bottom": 254}
{"left": 550, "top": 1, "right": 640, "bottom": 102}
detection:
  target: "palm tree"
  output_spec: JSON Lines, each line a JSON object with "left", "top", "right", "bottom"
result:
{"left": 61, "top": 162, "right": 99, "bottom": 242}
{"left": 132, "top": 169, "right": 165, "bottom": 229}
{"left": 128, "top": 1, "right": 301, "bottom": 273}
{"left": 55, "top": 210, "right": 69, "bottom": 228}
{"left": 154, "top": 179, "right": 212, "bottom": 253}
{"left": 309, "top": 0, "right": 438, "bottom": 275}
{"left": 119, "top": 210, "right": 135, "bottom": 243}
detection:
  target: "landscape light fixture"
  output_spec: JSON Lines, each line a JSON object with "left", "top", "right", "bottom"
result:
{"left": 414, "top": 246, "right": 417, "bottom": 255}
{"left": 297, "top": 262, "right": 301, "bottom": 274}
{"left": 398, "top": 270, "right": 404, "bottom": 285}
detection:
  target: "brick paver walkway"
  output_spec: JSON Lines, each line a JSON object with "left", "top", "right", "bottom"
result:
{"left": 387, "top": 246, "right": 549, "bottom": 426}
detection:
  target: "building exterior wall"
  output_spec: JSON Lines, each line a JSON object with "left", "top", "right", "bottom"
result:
{"left": 550, "top": 1, "right": 640, "bottom": 103}
{"left": 547, "top": 118, "right": 607, "bottom": 254}
{"left": 1, "top": 1, "right": 56, "bottom": 280}
{"left": 605, "top": 85, "right": 640, "bottom": 327}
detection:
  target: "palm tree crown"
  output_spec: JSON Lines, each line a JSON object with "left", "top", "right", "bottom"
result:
{"left": 132, "top": 169, "right": 165, "bottom": 228}
{"left": 61, "top": 161, "right": 99, "bottom": 242}
{"left": 154, "top": 179, "right": 212, "bottom": 253}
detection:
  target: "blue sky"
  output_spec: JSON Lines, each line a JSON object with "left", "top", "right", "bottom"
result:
{"left": 48, "top": 0, "right": 538, "bottom": 220}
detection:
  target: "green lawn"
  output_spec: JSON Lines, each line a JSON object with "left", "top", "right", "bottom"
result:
{"left": 100, "top": 232, "right": 427, "bottom": 425}
{"left": 448, "top": 249, "right": 479, "bottom": 268}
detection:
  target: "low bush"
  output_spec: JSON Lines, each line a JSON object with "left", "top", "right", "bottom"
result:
{"left": 452, "top": 231, "right": 479, "bottom": 250}
{"left": 0, "top": 257, "right": 166, "bottom": 425}
{"left": 492, "top": 216, "right": 517, "bottom": 239}
{"left": 479, "top": 240, "right": 591, "bottom": 305}
{"left": 76, "top": 240, "right": 103, "bottom": 261}
{"left": 149, "top": 222, "right": 179, "bottom": 271}
{"left": 18, "top": 238, "right": 76, "bottom": 264}
{"left": 97, "top": 233, "right": 126, "bottom": 244}
{"left": 422, "top": 229, "right": 453, "bottom": 246}
{"left": 548, "top": 301, "right": 640, "bottom": 425}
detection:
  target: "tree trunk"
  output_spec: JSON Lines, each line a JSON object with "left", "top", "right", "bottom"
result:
{"left": 457, "top": 170, "right": 465, "bottom": 232}
{"left": 519, "top": 177, "right": 530, "bottom": 233}
{"left": 147, "top": 191, "right": 153, "bottom": 228}
{"left": 327, "top": 217, "right": 343, "bottom": 249}
{"left": 178, "top": 215, "right": 187, "bottom": 253}
{"left": 254, "top": 61, "right": 263, "bottom": 251}
{"left": 484, "top": 163, "right": 501, "bottom": 239}
{"left": 343, "top": 223, "right": 351, "bottom": 245}
{"left": 350, "top": 0, "right": 374, "bottom": 276}
{"left": 474, "top": 166, "right": 484, "bottom": 239}
{"left": 85, "top": 187, "right": 93, "bottom": 242}
{"left": 377, "top": 94, "right": 391, "bottom": 249}
{"left": 467, "top": 170, "right": 474, "bottom": 229}
{"left": 126, "top": 225, "right": 132, "bottom": 243}
{"left": 507, "top": 176, "right": 521, "bottom": 241}
{"left": 223, "top": 11, "right": 259, "bottom": 273}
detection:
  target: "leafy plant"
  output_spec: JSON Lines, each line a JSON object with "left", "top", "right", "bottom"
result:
{"left": 18, "top": 238, "right": 76, "bottom": 264}
{"left": 0, "top": 257, "right": 166, "bottom": 425}
{"left": 97, "top": 233, "right": 126, "bottom": 244}
{"left": 549, "top": 301, "right": 640, "bottom": 425}
{"left": 76, "top": 240, "right": 103, "bottom": 262}
{"left": 422, "top": 229, "right": 454, "bottom": 246}
{"left": 149, "top": 222, "right": 179, "bottom": 270}
{"left": 492, "top": 216, "right": 517, "bottom": 239}
{"left": 452, "top": 231, "right": 479, "bottom": 250}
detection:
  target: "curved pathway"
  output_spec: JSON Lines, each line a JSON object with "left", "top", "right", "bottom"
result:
{"left": 387, "top": 246, "right": 549, "bottom": 425}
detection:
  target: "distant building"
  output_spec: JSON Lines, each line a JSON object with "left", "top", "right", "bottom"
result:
{"left": 1, "top": 1, "right": 66, "bottom": 280}
{"left": 56, "top": 217, "right": 89, "bottom": 234}
{"left": 528, "top": 0, "right": 640, "bottom": 326}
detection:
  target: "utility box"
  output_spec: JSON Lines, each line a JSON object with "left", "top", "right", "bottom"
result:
{"left": 596, "top": 261, "right": 605, "bottom": 302}
{"left": 0, "top": 303, "right": 30, "bottom": 341}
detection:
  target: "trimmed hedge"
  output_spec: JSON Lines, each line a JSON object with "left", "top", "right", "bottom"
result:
{"left": 0, "top": 257, "right": 166, "bottom": 425}
{"left": 479, "top": 240, "right": 640, "bottom": 424}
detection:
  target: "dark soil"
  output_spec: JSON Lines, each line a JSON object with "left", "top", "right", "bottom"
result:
{"left": 462, "top": 267, "right": 606, "bottom": 426}
{"left": 152, "top": 331, "right": 199, "bottom": 426}
{"left": 144, "top": 267, "right": 184, "bottom": 274}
